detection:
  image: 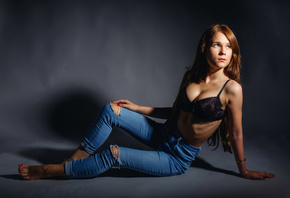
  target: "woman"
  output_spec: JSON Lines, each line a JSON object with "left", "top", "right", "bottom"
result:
{"left": 18, "top": 24, "right": 274, "bottom": 180}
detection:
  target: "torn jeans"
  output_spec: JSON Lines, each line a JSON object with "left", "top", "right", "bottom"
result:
{"left": 65, "top": 103, "right": 201, "bottom": 178}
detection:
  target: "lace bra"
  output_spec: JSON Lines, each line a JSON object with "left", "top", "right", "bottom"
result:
{"left": 177, "top": 80, "right": 230, "bottom": 122}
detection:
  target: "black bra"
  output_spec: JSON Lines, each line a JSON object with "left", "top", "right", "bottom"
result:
{"left": 177, "top": 80, "right": 230, "bottom": 122}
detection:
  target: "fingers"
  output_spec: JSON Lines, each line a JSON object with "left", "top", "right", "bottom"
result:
{"left": 262, "top": 172, "right": 275, "bottom": 178}
{"left": 256, "top": 171, "right": 275, "bottom": 179}
{"left": 246, "top": 173, "right": 263, "bottom": 180}
{"left": 112, "top": 100, "right": 122, "bottom": 104}
{"left": 245, "top": 171, "right": 275, "bottom": 180}
{"left": 111, "top": 100, "right": 122, "bottom": 104}
{"left": 112, "top": 99, "right": 130, "bottom": 104}
{"left": 256, "top": 175, "right": 266, "bottom": 180}
{"left": 250, "top": 174, "right": 265, "bottom": 180}
{"left": 112, "top": 100, "right": 136, "bottom": 110}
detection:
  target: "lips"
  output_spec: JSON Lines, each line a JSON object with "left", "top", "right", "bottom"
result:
{"left": 218, "top": 58, "right": 226, "bottom": 62}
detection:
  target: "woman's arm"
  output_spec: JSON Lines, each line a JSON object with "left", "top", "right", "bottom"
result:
{"left": 227, "top": 81, "right": 275, "bottom": 180}
{"left": 112, "top": 99, "right": 172, "bottom": 119}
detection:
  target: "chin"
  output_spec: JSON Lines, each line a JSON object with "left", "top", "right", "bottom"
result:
{"left": 217, "top": 63, "right": 230, "bottom": 68}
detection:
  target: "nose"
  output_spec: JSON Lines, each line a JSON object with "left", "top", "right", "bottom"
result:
{"left": 219, "top": 47, "right": 226, "bottom": 55}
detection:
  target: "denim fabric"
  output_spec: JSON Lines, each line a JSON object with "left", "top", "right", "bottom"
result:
{"left": 65, "top": 103, "right": 201, "bottom": 178}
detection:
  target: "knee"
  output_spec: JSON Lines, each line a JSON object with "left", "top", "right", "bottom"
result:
{"left": 109, "top": 103, "right": 121, "bottom": 115}
{"left": 102, "top": 103, "right": 121, "bottom": 115}
{"left": 110, "top": 145, "right": 119, "bottom": 161}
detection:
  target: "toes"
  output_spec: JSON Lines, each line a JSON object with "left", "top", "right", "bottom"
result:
{"left": 19, "top": 164, "right": 28, "bottom": 172}
{"left": 18, "top": 164, "right": 30, "bottom": 178}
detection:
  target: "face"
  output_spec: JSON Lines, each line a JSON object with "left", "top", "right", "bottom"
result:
{"left": 206, "top": 31, "right": 232, "bottom": 70}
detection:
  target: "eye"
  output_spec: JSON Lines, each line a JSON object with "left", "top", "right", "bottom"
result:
{"left": 226, "top": 45, "right": 231, "bottom": 49}
{"left": 213, "top": 44, "right": 219, "bottom": 47}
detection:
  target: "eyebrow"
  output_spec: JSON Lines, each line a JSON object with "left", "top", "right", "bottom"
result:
{"left": 212, "top": 41, "right": 231, "bottom": 45}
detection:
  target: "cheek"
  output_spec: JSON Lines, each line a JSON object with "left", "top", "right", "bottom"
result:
{"left": 207, "top": 55, "right": 216, "bottom": 66}
{"left": 228, "top": 50, "right": 233, "bottom": 58}
{"left": 226, "top": 55, "right": 233, "bottom": 66}
{"left": 207, "top": 49, "right": 215, "bottom": 60}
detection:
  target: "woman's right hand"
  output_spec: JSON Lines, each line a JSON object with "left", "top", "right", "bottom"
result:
{"left": 112, "top": 99, "right": 140, "bottom": 112}
{"left": 241, "top": 170, "right": 275, "bottom": 180}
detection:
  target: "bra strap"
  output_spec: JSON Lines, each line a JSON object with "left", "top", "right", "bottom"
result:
{"left": 217, "top": 80, "right": 230, "bottom": 97}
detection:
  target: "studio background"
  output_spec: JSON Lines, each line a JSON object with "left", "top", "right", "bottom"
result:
{"left": 0, "top": 0, "right": 289, "bottom": 197}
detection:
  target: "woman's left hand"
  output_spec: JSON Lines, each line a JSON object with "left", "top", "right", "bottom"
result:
{"left": 241, "top": 170, "right": 275, "bottom": 180}
{"left": 112, "top": 99, "right": 140, "bottom": 112}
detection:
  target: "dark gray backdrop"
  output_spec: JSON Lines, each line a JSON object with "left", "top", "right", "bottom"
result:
{"left": 0, "top": 0, "right": 289, "bottom": 197}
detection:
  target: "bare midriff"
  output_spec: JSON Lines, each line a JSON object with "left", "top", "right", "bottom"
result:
{"left": 177, "top": 110, "right": 222, "bottom": 147}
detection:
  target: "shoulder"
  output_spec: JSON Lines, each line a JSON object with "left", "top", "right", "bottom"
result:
{"left": 226, "top": 80, "right": 243, "bottom": 96}
{"left": 225, "top": 80, "right": 243, "bottom": 104}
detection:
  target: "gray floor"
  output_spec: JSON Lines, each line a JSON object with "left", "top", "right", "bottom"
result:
{"left": 1, "top": 0, "right": 289, "bottom": 197}
{"left": 0, "top": 103, "right": 289, "bottom": 198}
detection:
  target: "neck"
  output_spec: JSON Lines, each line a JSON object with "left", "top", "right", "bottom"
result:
{"left": 205, "top": 67, "right": 227, "bottom": 83}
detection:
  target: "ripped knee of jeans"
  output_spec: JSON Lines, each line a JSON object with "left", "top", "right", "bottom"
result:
{"left": 110, "top": 145, "right": 120, "bottom": 169}
{"left": 110, "top": 103, "right": 121, "bottom": 115}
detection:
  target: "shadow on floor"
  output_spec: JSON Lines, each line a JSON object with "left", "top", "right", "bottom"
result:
{"left": 0, "top": 174, "right": 22, "bottom": 180}
{"left": 42, "top": 88, "right": 104, "bottom": 142}
{"left": 191, "top": 157, "right": 241, "bottom": 177}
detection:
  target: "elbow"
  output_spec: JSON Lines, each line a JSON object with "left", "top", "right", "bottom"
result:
{"left": 230, "top": 129, "right": 243, "bottom": 141}
{"left": 230, "top": 134, "right": 242, "bottom": 142}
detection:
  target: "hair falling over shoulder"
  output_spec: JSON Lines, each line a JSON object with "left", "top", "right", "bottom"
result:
{"left": 169, "top": 24, "right": 241, "bottom": 153}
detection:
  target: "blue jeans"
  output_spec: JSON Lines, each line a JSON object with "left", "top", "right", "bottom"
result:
{"left": 65, "top": 103, "right": 201, "bottom": 178}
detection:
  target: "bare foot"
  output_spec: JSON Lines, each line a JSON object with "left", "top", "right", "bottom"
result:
{"left": 18, "top": 164, "right": 66, "bottom": 180}
{"left": 61, "top": 146, "right": 91, "bottom": 164}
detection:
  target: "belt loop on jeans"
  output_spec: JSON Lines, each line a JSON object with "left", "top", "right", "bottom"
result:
{"left": 174, "top": 137, "right": 183, "bottom": 150}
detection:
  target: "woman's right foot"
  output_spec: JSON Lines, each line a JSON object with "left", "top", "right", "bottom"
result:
{"left": 18, "top": 164, "right": 66, "bottom": 180}
{"left": 61, "top": 146, "right": 91, "bottom": 164}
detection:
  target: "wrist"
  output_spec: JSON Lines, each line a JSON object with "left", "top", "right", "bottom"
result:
{"left": 237, "top": 159, "right": 247, "bottom": 175}
{"left": 137, "top": 105, "right": 146, "bottom": 114}
{"left": 138, "top": 105, "right": 150, "bottom": 115}
{"left": 240, "top": 170, "right": 248, "bottom": 177}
